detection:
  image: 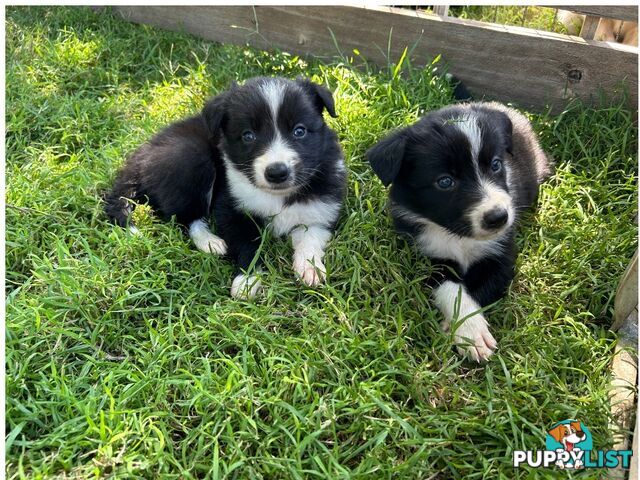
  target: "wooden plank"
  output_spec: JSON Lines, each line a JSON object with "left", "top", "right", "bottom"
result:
{"left": 112, "top": 6, "right": 638, "bottom": 113}
{"left": 553, "top": 6, "right": 638, "bottom": 22}
{"left": 579, "top": 15, "right": 601, "bottom": 40}
{"left": 433, "top": 6, "right": 449, "bottom": 17}
{"left": 613, "top": 250, "right": 638, "bottom": 331}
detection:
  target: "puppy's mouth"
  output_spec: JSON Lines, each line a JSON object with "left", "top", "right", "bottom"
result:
{"left": 257, "top": 183, "right": 298, "bottom": 196}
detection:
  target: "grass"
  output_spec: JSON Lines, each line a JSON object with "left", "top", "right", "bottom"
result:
{"left": 403, "top": 6, "right": 570, "bottom": 34}
{"left": 5, "top": 6, "right": 638, "bottom": 479}
{"left": 448, "top": 6, "right": 570, "bottom": 34}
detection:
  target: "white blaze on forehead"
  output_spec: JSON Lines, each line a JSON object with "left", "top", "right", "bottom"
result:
{"left": 455, "top": 114, "right": 482, "bottom": 162}
{"left": 259, "top": 79, "right": 287, "bottom": 120}
{"left": 255, "top": 80, "right": 300, "bottom": 189}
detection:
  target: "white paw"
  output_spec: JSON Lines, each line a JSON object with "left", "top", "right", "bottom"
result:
{"left": 230, "top": 273, "right": 262, "bottom": 300}
{"left": 294, "top": 258, "right": 326, "bottom": 286}
{"left": 193, "top": 232, "right": 227, "bottom": 255}
{"left": 445, "top": 314, "right": 497, "bottom": 362}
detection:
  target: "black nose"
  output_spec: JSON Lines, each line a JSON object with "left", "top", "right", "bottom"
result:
{"left": 576, "top": 430, "right": 585, "bottom": 440}
{"left": 264, "top": 162, "right": 290, "bottom": 184}
{"left": 482, "top": 207, "right": 509, "bottom": 230}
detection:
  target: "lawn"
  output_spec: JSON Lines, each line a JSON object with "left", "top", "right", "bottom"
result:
{"left": 5, "top": 6, "right": 638, "bottom": 479}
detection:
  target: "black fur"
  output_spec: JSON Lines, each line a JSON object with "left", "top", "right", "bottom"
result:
{"left": 104, "top": 115, "right": 216, "bottom": 227}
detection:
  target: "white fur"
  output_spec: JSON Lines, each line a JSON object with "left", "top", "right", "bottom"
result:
{"left": 455, "top": 114, "right": 482, "bottom": 162}
{"left": 468, "top": 179, "right": 515, "bottom": 239}
{"left": 252, "top": 132, "right": 299, "bottom": 190}
{"left": 189, "top": 219, "right": 227, "bottom": 255}
{"left": 259, "top": 79, "right": 287, "bottom": 120}
{"left": 230, "top": 273, "right": 262, "bottom": 299}
{"left": 432, "top": 280, "right": 497, "bottom": 362}
{"left": 391, "top": 205, "right": 505, "bottom": 273}
{"left": 291, "top": 225, "right": 332, "bottom": 286}
{"left": 224, "top": 160, "right": 341, "bottom": 237}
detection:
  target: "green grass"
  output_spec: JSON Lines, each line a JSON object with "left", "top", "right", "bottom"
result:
{"left": 5, "top": 6, "right": 637, "bottom": 479}
{"left": 449, "top": 6, "right": 570, "bottom": 34}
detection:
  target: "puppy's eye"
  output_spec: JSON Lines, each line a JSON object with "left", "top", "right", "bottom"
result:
{"left": 436, "top": 176, "right": 455, "bottom": 189}
{"left": 242, "top": 131, "right": 256, "bottom": 143}
{"left": 293, "top": 125, "right": 307, "bottom": 138}
{"left": 491, "top": 158, "right": 503, "bottom": 173}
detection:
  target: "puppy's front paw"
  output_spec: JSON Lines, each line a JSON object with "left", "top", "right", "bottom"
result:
{"left": 448, "top": 314, "right": 497, "bottom": 362}
{"left": 193, "top": 232, "right": 227, "bottom": 255}
{"left": 230, "top": 273, "right": 262, "bottom": 300}
{"left": 294, "top": 258, "right": 326, "bottom": 286}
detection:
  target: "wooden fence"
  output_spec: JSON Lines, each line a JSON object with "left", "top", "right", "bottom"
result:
{"left": 112, "top": 5, "right": 638, "bottom": 113}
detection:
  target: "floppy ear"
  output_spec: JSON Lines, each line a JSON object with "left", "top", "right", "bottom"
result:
{"left": 570, "top": 421, "right": 582, "bottom": 432}
{"left": 202, "top": 91, "right": 229, "bottom": 138}
{"left": 489, "top": 110, "right": 513, "bottom": 154}
{"left": 296, "top": 78, "right": 337, "bottom": 118}
{"left": 366, "top": 131, "right": 407, "bottom": 187}
{"left": 548, "top": 425, "right": 565, "bottom": 443}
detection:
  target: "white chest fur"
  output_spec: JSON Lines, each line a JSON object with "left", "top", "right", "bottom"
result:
{"left": 415, "top": 224, "right": 504, "bottom": 272}
{"left": 392, "top": 205, "right": 505, "bottom": 272}
{"left": 225, "top": 162, "right": 340, "bottom": 237}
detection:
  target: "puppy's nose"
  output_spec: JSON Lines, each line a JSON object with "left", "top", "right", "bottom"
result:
{"left": 576, "top": 430, "right": 585, "bottom": 440}
{"left": 264, "top": 162, "right": 290, "bottom": 184}
{"left": 482, "top": 207, "right": 508, "bottom": 230}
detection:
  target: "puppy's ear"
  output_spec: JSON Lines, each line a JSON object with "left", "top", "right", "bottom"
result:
{"left": 202, "top": 91, "right": 228, "bottom": 138}
{"left": 489, "top": 110, "right": 513, "bottom": 154}
{"left": 547, "top": 425, "right": 565, "bottom": 443}
{"left": 296, "top": 78, "right": 337, "bottom": 118}
{"left": 366, "top": 131, "right": 407, "bottom": 187}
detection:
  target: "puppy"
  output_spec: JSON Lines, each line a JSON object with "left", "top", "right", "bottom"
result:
{"left": 105, "top": 77, "right": 346, "bottom": 298}
{"left": 367, "top": 102, "right": 551, "bottom": 361}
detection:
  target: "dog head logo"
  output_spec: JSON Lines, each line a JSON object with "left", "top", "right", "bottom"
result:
{"left": 547, "top": 421, "right": 587, "bottom": 451}
{"left": 545, "top": 420, "right": 593, "bottom": 468}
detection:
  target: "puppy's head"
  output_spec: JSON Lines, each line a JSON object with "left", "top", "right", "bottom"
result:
{"left": 203, "top": 77, "right": 337, "bottom": 196}
{"left": 367, "top": 105, "right": 514, "bottom": 240}
{"left": 548, "top": 422, "right": 586, "bottom": 447}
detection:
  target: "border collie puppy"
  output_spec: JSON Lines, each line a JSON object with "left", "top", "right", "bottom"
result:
{"left": 105, "top": 77, "right": 346, "bottom": 298}
{"left": 367, "top": 102, "right": 551, "bottom": 361}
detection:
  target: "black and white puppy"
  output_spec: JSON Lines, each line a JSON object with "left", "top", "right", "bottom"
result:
{"left": 105, "top": 77, "right": 346, "bottom": 298}
{"left": 367, "top": 102, "right": 551, "bottom": 361}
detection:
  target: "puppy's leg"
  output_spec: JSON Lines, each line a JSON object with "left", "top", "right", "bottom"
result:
{"left": 188, "top": 219, "right": 227, "bottom": 255}
{"left": 215, "top": 207, "right": 264, "bottom": 299}
{"left": 229, "top": 239, "right": 264, "bottom": 300}
{"left": 290, "top": 225, "right": 331, "bottom": 286}
{"left": 433, "top": 280, "right": 497, "bottom": 362}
